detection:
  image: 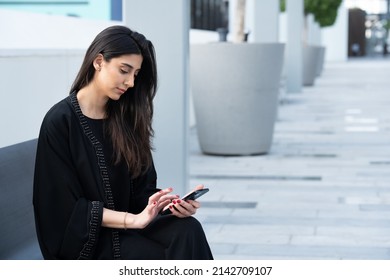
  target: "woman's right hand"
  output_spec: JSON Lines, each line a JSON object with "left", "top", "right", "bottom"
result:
{"left": 132, "top": 187, "right": 179, "bottom": 228}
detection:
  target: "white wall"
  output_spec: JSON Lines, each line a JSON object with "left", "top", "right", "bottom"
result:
{"left": 190, "top": 29, "right": 219, "bottom": 43}
{"left": 247, "top": 0, "right": 279, "bottom": 43}
{"left": 0, "top": 9, "right": 121, "bottom": 49}
{"left": 0, "top": 9, "right": 120, "bottom": 148}
{"left": 0, "top": 0, "right": 111, "bottom": 20}
{"left": 0, "top": 50, "right": 84, "bottom": 148}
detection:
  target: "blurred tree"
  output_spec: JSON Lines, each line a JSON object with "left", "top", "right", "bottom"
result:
{"left": 305, "top": 0, "right": 342, "bottom": 27}
{"left": 280, "top": 0, "right": 342, "bottom": 27}
{"left": 233, "top": 0, "right": 246, "bottom": 42}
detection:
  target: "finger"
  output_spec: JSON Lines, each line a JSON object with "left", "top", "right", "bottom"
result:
{"left": 149, "top": 187, "right": 173, "bottom": 203}
{"left": 193, "top": 184, "right": 204, "bottom": 191}
{"left": 158, "top": 200, "right": 171, "bottom": 212}
{"left": 159, "top": 194, "right": 179, "bottom": 203}
{"left": 169, "top": 205, "right": 187, "bottom": 218}
{"left": 158, "top": 187, "right": 174, "bottom": 196}
{"left": 173, "top": 200, "right": 195, "bottom": 216}
{"left": 146, "top": 201, "right": 158, "bottom": 214}
{"left": 179, "top": 199, "right": 198, "bottom": 211}
{"left": 187, "top": 200, "right": 201, "bottom": 209}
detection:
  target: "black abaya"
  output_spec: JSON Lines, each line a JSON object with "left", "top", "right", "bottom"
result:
{"left": 33, "top": 92, "right": 213, "bottom": 260}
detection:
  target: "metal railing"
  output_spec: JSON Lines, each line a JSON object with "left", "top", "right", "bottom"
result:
{"left": 191, "top": 0, "right": 229, "bottom": 31}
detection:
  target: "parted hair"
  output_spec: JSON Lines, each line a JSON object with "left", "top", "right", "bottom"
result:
{"left": 70, "top": 25, "right": 158, "bottom": 178}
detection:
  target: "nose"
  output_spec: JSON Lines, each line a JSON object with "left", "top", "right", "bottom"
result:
{"left": 124, "top": 76, "right": 135, "bottom": 89}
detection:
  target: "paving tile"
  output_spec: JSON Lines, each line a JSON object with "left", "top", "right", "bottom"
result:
{"left": 234, "top": 244, "right": 390, "bottom": 260}
{"left": 291, "top": 235, "right": 390, "bottom": 248}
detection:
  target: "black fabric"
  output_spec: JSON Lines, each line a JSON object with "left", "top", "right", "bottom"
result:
{"left": 120, "top": 216, "right": 213, "bottom": 260}
{"left": 33, "top": 93, "right": 213, "bottom": 260}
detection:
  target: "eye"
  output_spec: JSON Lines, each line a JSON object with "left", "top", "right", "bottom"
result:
{"left": 120, "top": 68, "right": 129, "bottom": 74}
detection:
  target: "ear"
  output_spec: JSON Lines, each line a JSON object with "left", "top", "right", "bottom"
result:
{"left": 93, "top": 54, "right": 104, "bottom": 71}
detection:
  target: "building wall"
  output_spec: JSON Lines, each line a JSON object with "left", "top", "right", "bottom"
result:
{"left": 0, "top": 0, "right": 111, "bottom": 20}
{"left": 0, "top": 9, "right": 120, "bottom": 148}
{"left": 0, "top": 49, "right": 84, "bottom": 148}
{"left": 348, "top": 8, "right": 367, "bottom": 56}
{"left": 0, "top": 9, "right": 120, "bottom": 49}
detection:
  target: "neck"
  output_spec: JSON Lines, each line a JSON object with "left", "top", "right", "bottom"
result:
{"left": 77, "top": 84, "right": 108, "bottom": 119}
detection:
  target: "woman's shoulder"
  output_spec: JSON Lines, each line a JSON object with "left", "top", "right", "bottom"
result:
{"left": 40, "top": 95, "right": 75, "bottom": 133}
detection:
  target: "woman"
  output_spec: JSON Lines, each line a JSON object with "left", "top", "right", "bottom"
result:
{"left": 33, "top": 25, "right": 213, "bottom": 260}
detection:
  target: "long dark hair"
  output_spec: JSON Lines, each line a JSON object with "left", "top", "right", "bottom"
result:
{"left": 70, "top": 25, "right": 158, "bottom": 178}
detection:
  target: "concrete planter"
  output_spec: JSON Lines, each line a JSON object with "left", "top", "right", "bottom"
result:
{"left": 303, "top": 45, "right": 323, "bottom": 86}
{"left": 190, "top": 43, "right": 285, "bottom": 155}
{"left": 316, "top": 46, "right": 326, "bottom": 77}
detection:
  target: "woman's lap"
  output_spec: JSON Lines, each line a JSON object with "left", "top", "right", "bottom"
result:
{"left": 120, "top": 215, "right": 213, "bottom": 260}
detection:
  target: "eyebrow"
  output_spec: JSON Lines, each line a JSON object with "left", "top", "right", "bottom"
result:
{"left": 121, "top": 63, "right": 140, "bottom": 71}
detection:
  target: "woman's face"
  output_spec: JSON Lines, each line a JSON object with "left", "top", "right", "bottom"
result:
{"left": 94, "top": 53, "right": 143, "bottom": 100}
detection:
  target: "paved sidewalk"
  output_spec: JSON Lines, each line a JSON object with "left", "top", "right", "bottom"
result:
{"left": 189, "top": 57, "right": 390, "bottom": 260}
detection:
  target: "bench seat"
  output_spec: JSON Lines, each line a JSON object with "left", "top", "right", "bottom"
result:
{"left": 0, "top": 139, "right": 42, "bottom": 259}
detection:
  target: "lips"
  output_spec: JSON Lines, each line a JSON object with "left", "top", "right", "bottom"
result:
{"left": 117, "top": 87, "right": 126, "bottom": 94}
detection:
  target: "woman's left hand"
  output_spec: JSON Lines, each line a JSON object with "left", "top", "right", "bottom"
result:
{"left": 169, "top": 184, "right": 203, "bottom": 218}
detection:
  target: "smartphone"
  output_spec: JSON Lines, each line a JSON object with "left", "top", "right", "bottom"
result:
{"left": 181, "top": 188, "right": 209, "bottom": 201}
{"left": 160, "top": 188, "right": 209, "bottom": 215}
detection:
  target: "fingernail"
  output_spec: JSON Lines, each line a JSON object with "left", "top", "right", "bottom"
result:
{"left": 153, "top": 201, "right": 157, "bottom": 205}
{"left": 169, "top": 205, "right": 173, "bottom": 209}
{"left": 177, "top": 200, "right": 182, "bottom": 204}
{"left": 173, "top": 200, "right": 177, "bottom": 204}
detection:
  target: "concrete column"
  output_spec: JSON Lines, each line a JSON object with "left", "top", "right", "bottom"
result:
{"left": 322, "top": 1, "right": 348, "bottom": 62}
{"left": 286, "top": 0, "right": 304, "bottom": 93}
{"left": 123, "top": 0, "right": 189, "bottom": 194}
{"left": 307, "top": 14, "right": 322, "bottom": 46}
{"left": 313, "top": 21, "right": 322, "bottom": 46}
{"left": 247, "top": 0, "right": 279, "bottom": 43}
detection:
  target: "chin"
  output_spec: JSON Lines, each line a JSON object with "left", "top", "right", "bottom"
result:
{"left": 109, "top": 94, "right": 122, "bottom": 101}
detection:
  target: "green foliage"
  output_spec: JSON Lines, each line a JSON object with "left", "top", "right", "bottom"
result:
{"left": 280, "top": 0, "right": 286, "bottom": 13}
{"left": 279, "top": 0, "right": 342, "bottom": 27}
{"left": 305, "top": 0, "right": 342, "bottom": 27}
{"left": 384, "top": 20, "right": 390, "bottom": 31}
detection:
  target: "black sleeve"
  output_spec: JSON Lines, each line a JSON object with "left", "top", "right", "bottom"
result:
{"left": 33, "top": 112, "right": 104, "bottom": 260}
{"left": 131, "top": 162, "right": 160, "bottom": 214}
